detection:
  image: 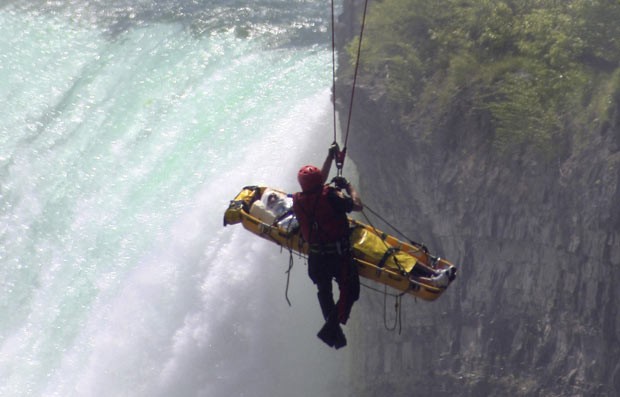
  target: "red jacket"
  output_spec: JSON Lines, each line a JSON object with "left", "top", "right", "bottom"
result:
{"left": 293, "top": 185, "right": 351, "bottom": 245}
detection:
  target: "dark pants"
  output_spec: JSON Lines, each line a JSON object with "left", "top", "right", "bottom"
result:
{"left": 308, "top": 249, "right": 360, "bottom": 325}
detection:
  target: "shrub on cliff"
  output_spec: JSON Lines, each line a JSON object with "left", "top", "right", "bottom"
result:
{"left": 346, "top": 0, "right": 620, "bottom": 156}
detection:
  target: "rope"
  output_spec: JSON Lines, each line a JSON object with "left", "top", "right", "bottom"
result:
{"left": 343, "top": 0, "right": 370, "bottom": 151}
{"left": 281, "top": 238, "right": 310, "bottom": 306}
{"left": 358, "top": 279, "right": 397, "bottom": 297}
{"left": 359, "top": 280, "right": 405, "bottom": 333}
{"left": 284, "top": 249, "right": 295, "bottom": 306}
{"left": 330, "top": 0, "right": 338, "bottom": 145}
{"left": 362, "top": 204, "right": 429, "bottom": 253}
{"left": 329, "top": 0, "right": 370, "bottom": 174}
{"left": 383, "top": 286, "right": 405, "bottom": 334}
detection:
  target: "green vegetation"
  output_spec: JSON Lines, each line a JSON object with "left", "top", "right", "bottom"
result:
{"left": 346, "top": 0, "right": 620, "bottom": 156}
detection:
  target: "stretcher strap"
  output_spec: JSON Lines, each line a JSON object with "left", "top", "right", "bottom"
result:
{"left": 378, "top": 247, "right": 399, "bottom": 269}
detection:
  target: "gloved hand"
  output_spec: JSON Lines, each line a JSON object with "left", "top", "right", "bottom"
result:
{"left": 329, "top": 142, "right": 340, "bottom": 158}
{"left": 332, "top": 176, "right": 349, "bottom": 190}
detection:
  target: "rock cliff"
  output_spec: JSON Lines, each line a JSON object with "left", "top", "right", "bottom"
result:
{"left": 337, "top": 2, "right": 620, "bottom": 396}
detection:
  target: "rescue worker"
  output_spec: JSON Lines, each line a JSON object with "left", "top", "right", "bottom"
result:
{"left": 292, "top": 144, "right": 362, "bottom": 349}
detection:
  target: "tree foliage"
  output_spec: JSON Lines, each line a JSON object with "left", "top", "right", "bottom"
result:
{"left": 347, "top": 0, "right": 620, "bottom": 155}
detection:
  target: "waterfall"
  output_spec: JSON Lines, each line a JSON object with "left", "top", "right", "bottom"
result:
{"left": 1, "top": 2, "right": 350, "bottom": 396}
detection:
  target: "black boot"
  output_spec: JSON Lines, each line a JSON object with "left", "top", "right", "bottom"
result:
{"left": 317, "top": 321, "right": 337, "bottom": 347}
{"left": 317, "top": 319, "right": 347, "bottom": 349}
{"left": 332, "top": 324, "right": 347, "bottom": 349}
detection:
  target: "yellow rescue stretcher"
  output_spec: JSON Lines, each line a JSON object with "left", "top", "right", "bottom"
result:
{"left": 223, "top": 186, "right": 456, "bottom": 301}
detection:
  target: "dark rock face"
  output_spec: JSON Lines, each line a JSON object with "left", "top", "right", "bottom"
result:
{"left": 336, "top": 18, "right": 620, "bottom": 397}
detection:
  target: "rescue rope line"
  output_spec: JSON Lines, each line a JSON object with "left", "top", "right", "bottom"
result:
{"left": 330, "top": 0, "right": 370, "bottom": 174}
{"left": 357, "top": 279, "right": 406, "bottom": 334}
{"left": 358, "top": 279, "right": 399, "bottom": 297}
{"left": 282, "top": 243, "right": 309, "bottom": 306}
{"left": 384, "top": 286, "right": 405, "bottom": 334}
{"left": 342, "top": 0, "right": 369, "bottom": 152}
{"left": 284, "top": 250, "right": 294, "bottom": 306}
{"left": 363, "top": 203, "right": 429, "bottom": 253}
{"left": 330, "top": 0, "right": 338, "bottom": 145}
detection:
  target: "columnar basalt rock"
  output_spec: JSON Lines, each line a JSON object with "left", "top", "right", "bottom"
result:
{"left": 336, "top": 5, "right": 620, "bottom": 395}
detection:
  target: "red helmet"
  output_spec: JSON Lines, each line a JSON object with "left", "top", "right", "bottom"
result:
{"left": 297, "top": 165, "right": 323, "bottom": 192}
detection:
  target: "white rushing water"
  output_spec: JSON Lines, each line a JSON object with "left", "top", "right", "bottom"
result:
{"left": 0, "top": 1, "right": 351, "bottom": 396}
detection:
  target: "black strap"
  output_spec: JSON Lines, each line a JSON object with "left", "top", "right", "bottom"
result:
{"left": 308, "top": 238, "right": 350, "bottom": 255}
{"left": 378, "top": 247, "right": 399, "bottom": 269}
{"left": 284, "top": 251, "right": 294, "bottom": 306}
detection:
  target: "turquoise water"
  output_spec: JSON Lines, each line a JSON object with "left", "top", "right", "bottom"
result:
{"left": 1, "top": 2, "right": 349, "bottom": 396}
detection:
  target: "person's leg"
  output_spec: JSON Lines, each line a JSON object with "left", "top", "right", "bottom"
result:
{"left": 308, "top": 253, "right": 336, "bottom": 321}
{"left": 317, "top": 308, "right": 347, "bottom": 349}
{"left": 335, "top": 255, "right": 359, "bottom": 325}
{"left": 309, "top": 253, "right": 342, "bottom": 347}
{"left": 316, "top": 280, "right": 335, "bottom": 321}
{"left": 318, "top": 254, "right": 355, "bottom": 349}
